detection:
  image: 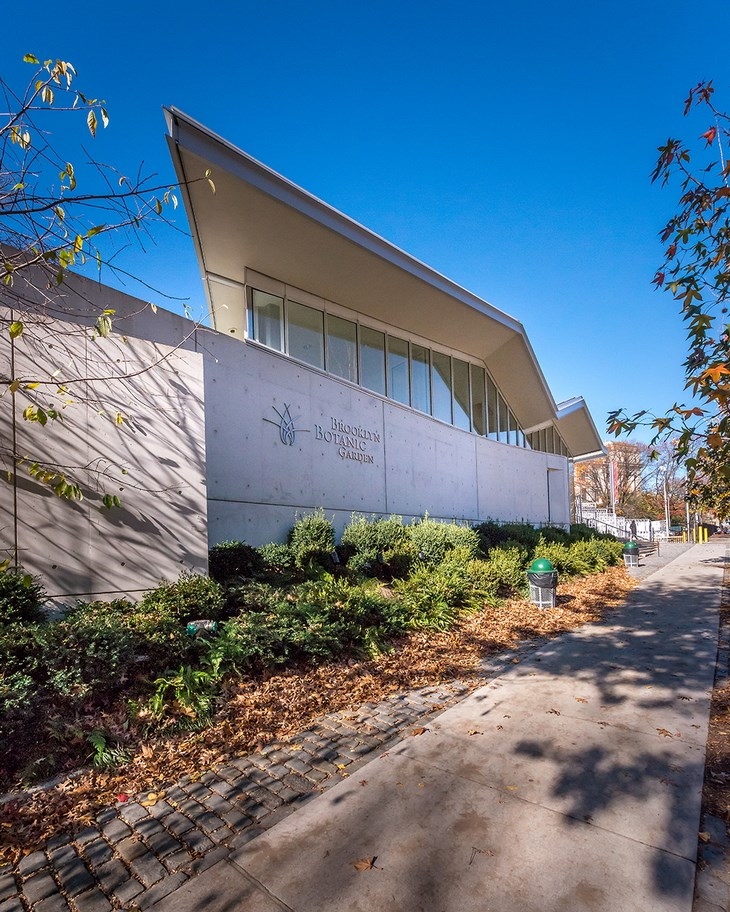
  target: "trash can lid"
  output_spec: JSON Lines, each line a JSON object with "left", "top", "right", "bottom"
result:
{"left": 529, "top": 558, "right": 554, "bottom": 572}
{"left": 623, "top": 541, "right": 639, "bottom": 551}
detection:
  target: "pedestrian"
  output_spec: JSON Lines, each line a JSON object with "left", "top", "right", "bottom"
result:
{"left": 629, "top": 520, "right": 637, "bottom": 540}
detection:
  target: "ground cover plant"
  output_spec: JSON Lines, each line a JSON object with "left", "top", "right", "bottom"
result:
{"left": 0, "top": 514, "right": 628, "bottom": 859}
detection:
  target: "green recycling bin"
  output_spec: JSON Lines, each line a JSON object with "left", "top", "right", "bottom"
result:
{"left": 527, "top": 558, "right": 558, "bottom": 609}
{"left": 623, "top": 541, "right": 639, "bottom": 568}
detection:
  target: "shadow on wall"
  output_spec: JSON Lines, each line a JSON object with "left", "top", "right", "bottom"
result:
{"left": 0, "top": 285, "right": 208, "bottom": 601}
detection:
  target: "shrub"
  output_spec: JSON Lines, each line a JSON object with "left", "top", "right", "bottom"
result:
{"left": 341, "top": 514, "right": 417, "bottom": 579}
{"left": 257, "top": 542, "right": 295, "bottom": 575}
{"left": 208, "top": 541, "right": 262, "bottom": 582}
{"left": 0, "top": 569, "right": 45, "bottom": 625}
{"left": 136, "top": 573, "right": 225, "bottom": 623}
{"left": 480, "top": 545, "right": 530, "bottom": 596}
{"left": 406, "top": 516, "right": 480, "bottom": 566}
{"left": 288, "top": 510, "right": 336, "bottom": 569}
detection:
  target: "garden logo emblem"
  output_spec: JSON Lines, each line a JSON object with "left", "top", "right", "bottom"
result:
{"left": 263, "top": 403, "right": 307, "bottom": 447}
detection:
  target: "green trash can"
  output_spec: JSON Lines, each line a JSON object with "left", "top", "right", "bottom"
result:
{"left": 622, "top": 541, "right": 639, "bottom": 568}
{"left": 527, "top": 558, "right": 558, "bottom": 609}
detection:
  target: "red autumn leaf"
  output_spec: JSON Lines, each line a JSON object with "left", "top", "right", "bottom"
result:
{"left": 702, "top": 127, "right": 717, "bottom": 146}
{"left": 116, "top": 793, "right": 129, "bottom": 803}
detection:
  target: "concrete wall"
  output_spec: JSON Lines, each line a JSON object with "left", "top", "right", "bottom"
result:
{"left": 0, "top": 278, "right": 208, "bottom": 601}
{"left": 201, "top": 329, "right": 571, "bottom": 546}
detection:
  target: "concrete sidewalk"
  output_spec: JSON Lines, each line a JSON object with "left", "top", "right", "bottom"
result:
{"left": 150, "top": 542, "right": 728, "bottom": 912}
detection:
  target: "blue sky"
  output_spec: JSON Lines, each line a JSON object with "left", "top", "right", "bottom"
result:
{"left": 6, "top": 1, "right": 730, "bottom": 442}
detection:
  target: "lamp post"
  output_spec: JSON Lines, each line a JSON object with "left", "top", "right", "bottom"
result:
{"left": 658, "top": 466, "right": 671, "bottom": 539}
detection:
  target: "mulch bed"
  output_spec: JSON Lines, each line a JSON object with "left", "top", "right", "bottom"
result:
{"left": 0, "top": 567, "right": 684, "bottom": 863}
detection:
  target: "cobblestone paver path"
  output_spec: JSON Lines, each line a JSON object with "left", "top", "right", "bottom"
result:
{"left": 0, "top": 681, "right": 471, "bottom": 912}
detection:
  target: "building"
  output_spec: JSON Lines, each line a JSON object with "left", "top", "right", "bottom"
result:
{"left": 0, "top": 112, "right": 604, "bottom": 600}
{"left": 164, "top": 108, "right": 604, "bottom": 546}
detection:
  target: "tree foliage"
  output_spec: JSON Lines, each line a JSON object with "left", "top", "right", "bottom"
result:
{"left": 608, "top": 80, "right": 730, "bottom": 512}
{"left": 0, "top": 54, "right": 212, "bottom": 568}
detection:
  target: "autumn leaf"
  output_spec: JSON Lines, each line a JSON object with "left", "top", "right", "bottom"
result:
{"left": 702, "top": 127, "right": 717, "bottom": 146}
{"left": 352, "top": 856, "right": 378, "bottom": 871}
{"left": 657, "top": 728, "right": 673, "bottom": 738}
{"left": 410, "top": 727, "right": 428, "bottom": 737}
{"left": 575, "top": 697, "right": 588, "bottom": 703}
{"left": 467, "top": 729, "right": 483, "bottom": 736}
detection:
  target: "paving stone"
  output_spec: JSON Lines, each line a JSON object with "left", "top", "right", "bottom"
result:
{"left": 136, "top": 871, "right": 189, "bottom": 909}
{"left": 209, "top": 780, "right": 238, "bottom": 799}
{"left": 129, "top": 853, "right": 166, "bottom": 889}
{"left": 55, "top": 857, "right": 95, "bottom": 896}
{"left": 135, "top": 817, "right": 166, "bottom": 839}
{"left": 71, "top": 887, "right": 113, "bottom": 912}
{"left": 0, "top": 897, "right": 25, "bottom": 912}
{"left": 17, "top": 851, "right": 47, "bottom": 875}
{"left": 48, "top": 845, "right": 77, "bottom": 868}
{"left": 45, "top": 834, "right": 72, "bottom": 851}
{"left": 194, "top": 812, "right": 226, "bottom": 835}
{"left": 176, "top": 798, "right": 206, "bottom": 819}
{"left": 34, "top": 894, "right": 70, "bottom": 912}
{"left": 146, "top": 831, "right": 183, "bottom": 859}
{"left": 22, "top": 872, "right": 59, "bottom": 904}
{"left": 302, "top": 767, "right": 328, "bottom": 784}
{"left": 94, "top": 859, "right": 130, "bottom": 894}
{"left": 207, "top": 825, "right": 234, "bottom": 846}
{"left": 111, "top": 876, "right": 144, "bottom": 906}
{"left": 82, "top": 838, "right": 113, "bottom": 870}
{"left": 119, "top": 802, "right": 150, "bottom": 825}
{"left": 73, "top": 828, "right": 102, "bottom": 848}
{"left": 202, "top": 793, "right": 234, "bottom": 815}
{"left": 100, "top": 817, "right": 131, "bottom": 843}
{"left": 148, "top": 800, "right": 174, "bottom": 821}
{"left": 162, "top": 812, "right": 195, "bottom": 838}
{"left": 164, "top": 786, "right": 186, "bottom": 806}
{"left": 198, "top": 772, "right": 217, "bottom": 786}
{"left": 181, "top": 829, "right": 214, "bottom": 854}
{"left": 284, "top": 757, "right": 314, "bottom": 775}
{"left": 183, "top": 783, "right": 211, "bottom": 801}
{"left": 179, "top": 846, "right": 228, "bottom": 876}
{"left": 222, "top": 808, "right": 253, "bottom": 829}
{"left": 0, "top": 872, "right": 18, "bottom": 903}
{"left": 115, "top": 836, "right": 149, "bottom": 865}
{"left": 161, "top": 848, "right": 194, "bottom": 873}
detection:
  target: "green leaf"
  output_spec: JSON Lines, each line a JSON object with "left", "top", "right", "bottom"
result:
{"left": 23, "top": 53, "right": 39, "bottom": 64}
{"left": 9, "top": 321, "right": 23, "bottom": 339}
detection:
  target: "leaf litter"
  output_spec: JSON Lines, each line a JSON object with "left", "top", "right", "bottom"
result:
{"left": 0, "top": 568, "right": 643, "bottom": 861}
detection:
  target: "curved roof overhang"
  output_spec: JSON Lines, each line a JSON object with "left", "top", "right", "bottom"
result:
{"left": 165, "top": 107, "right": 603, "bottom": 457}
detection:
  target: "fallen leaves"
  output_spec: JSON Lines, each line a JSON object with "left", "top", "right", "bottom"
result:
{"left": 0, "top": 567, "right": 638, "bottom": 861}
{"left": 352, "top": 856, "right": 378, "bottom": 871}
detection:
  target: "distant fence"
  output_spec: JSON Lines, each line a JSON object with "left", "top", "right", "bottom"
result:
{"left": 576, "top": 509, "right": 667, "bottom": 541}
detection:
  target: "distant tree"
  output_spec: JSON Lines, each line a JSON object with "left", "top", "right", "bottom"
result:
{"left": 0, "top": 54, "right": 213, "bottom": 567}
{"left": 608, "top": 80, "right": 730, "bottom": 496}
{"left": 574, "top": 441, "right": 652, "bottom": 512}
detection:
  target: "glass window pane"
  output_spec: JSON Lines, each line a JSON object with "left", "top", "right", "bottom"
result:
{"left": 486, "top": 375, "right": 499, "bottom": 440}
{"left": 498, "top": 394, "right": 510, "bottom": 444}
{"left": 411, "top": 344, "right": 431, "bottom": 414}
{"left": 387, "top": 336, "right": 410, "bottom": 404}
{"left": 252, "top": 289, "right": 284, "bottom": 351}
{"left": 431, "top": 351, "right": 452, "bottom": 423}
{"left": 470, "top": 365, "right": 486, "bottom": 436}
{"left": 360, "top": 327, "right": 386, "bottom": 395}
{"left": 509, "top": 410, "right": 520, "bottom": 447}
{"left": 288, "top": 300, "right": 324, "bottom": 368}
{"left": 326, "top": 314, "right": 357, "bottom": 382}
{"left": 453, "top": 359, "right": 471, "bottom": 431}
